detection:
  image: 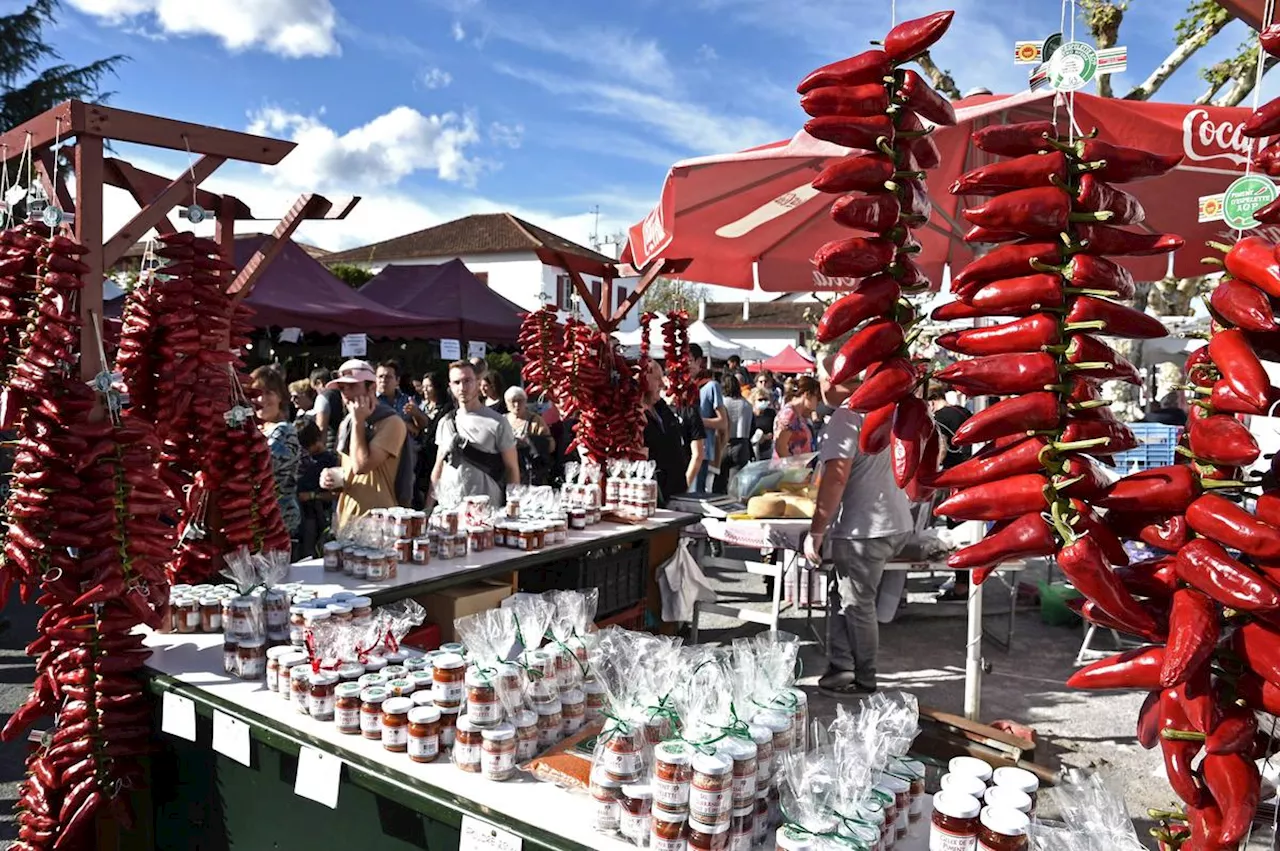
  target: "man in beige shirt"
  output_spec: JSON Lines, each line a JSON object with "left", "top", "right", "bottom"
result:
{"left": 319, "top": 359, "right": 408, "bottom": 531}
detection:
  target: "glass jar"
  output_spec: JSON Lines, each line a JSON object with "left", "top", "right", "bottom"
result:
{"left": 441, "top": 508, "right": 460, "bottom": 534}
{"left": 931, "top": 791, "right": 981, "bottom": 851}
{"left": 536, "top": 701, "right": 564, "bottom": 750}
{"left": 288, "top": 606, "right": 308, "bottom": 646}
{"left": 291, "top": 665, "right": 311, "bottom": 714}
{"left": 279, "top": 652, "right": 307, "bottom": 699}
{"left": 360, "top": 687, "right": 388, "bottom": 740}
{"left": 199, "top": 596, "right": 222, "bottom": 632}
{"left": 584, "top": 678, "right": 606, "bottom": 723}
{"left": 323, "top": 540, "right": 342, "bottom": 571}
{"left": 395, "top": 538, "right": 412, "bottom": 563}
{"left": 481, "top": 722, "right": 517, "bottom": 781}
{"left": 687, "top": 815, "right": 729, "bottom": 851}
{"left": 228, "top": 597, "right": 257, "bottom": 640}
{"left": 513, "top": 709, "right": 539, "bottom": 762}
{"left": 977, "top": 805, "right": 1030, "bottom": 850}
{"left": 335, "top": 662, "right": 364, "bottom": 684}
{"left": 991, "top": 767, "right": 1039, "bottom": 813}
{"left": 561, "top": 688, "right": 586, "bottom": 735}
{"left": 467, "top": 528, "right": 485, "bottom": 553}
{"left": 407, "top": 670, "right": 434, "bottom": 695}
{"left": 335, "top": 682, "right": 363, "bottom": 734}
{"left": 774, "top": 826, "right": 812, "bottom": 851}
{"left": 783, "top": 688, "right": 808, "bottom": 754}
{"left": 621, "top": 784, "right": 654, "bottom": 844}
{"left": 381, "top": 696, "right": 413, "bottom": 752}
{"left": 264, "top": 589, "right": 290, "bottom": 639}
{"left": 349, "top": 597, "right": 373, "bottom": 626}
{"left": 408, "top": 705, "right": 442, "bottom": 764}
{"left": 985, "top": 786, "right": 1033, "bottom": 816}
{"left": 439, "top": 708, "right": 460, "bottom": 749}
{"left": 599, "top": 723, "right": 642, "bottom": 784}
{"left": 382, "top": 665, "right": 408, "bottom": 681}
{"left": 387, "top": 678, "right": 415, "bottom": 699}
{"left": 728, "top": 805, "right": 754, "bottom": 851}
{"left": 653, "top": 741, "right": 694, "bottom": 810}
{"left": 358, "top": 672, "right": 387, "bottom": 691}
{"left": 412, "top": 538, "right": 431, "bottom": 564}
{"left": 453, "top": 716, "right": 483, "bottom": 772}
{"left": 941, "top": 772, "right": 989, "bottom": 800}
{"left": 892, "top": 757, "right": 927, "bottom": 822}
{"left": 366, "top": 554, "right": 389, "bottom": 582}
{"left": 176, "top": 597, "right": 199, "bottom": 633}
{"left": 466, "top": 667, "right": 503, "bottom": 726}
{"left": 748, "top": 724, "right": 773, "bottom": 788}
{"left": 690, "top": 751, "right": 733, "bottom": 827}
{"left": 949, "top": 756, "right": 994, "bottom": 785}
{"left": 592, "top": 773, "right": 623, "bottom": 834}
{"left": 307, "top": 671, "right": 338, "bottom": 721}
{"left": 432, "top": 653, "right": 466, "bottom": 709}
{"left": 265, "top": 645, "right": 293, "bottom": 692}
{"left": 718, "top": 737, "right": 758, "bottom": 809}
{"left": 753, "top": 791, "right": 769, "bottom": 846}
{"left": 326, "top": 604, "right": 353, "bottom": 625}
{"left": 652, "top": 804, "right": 688, "bottom": 851}
{"left": 570, "top": 507, "right": 587, "bottom": 529}
{"left": 877, "top": 773, "right": 911, "bottom": 841}
{"left": 237, "top": 638, "right": 265, "bottom": 680}
{"left": 752, "top": 711, "right": 792, "bottom": 767}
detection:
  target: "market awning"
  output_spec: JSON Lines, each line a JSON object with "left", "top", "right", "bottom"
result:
{"left": 613, "top": 313, "right": 768, "bottom": 361}
{"left": 358, "top": 260, "right": 525, "bottom": 345}
{"left": 750, "top": 345, "right": 815, "bottom": 374}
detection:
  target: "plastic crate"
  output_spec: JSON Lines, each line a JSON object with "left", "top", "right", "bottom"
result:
{"left": 518, "top": 540, "right": 650, "bottom": 617}
{"left": 1104, "top": 423, "right": 1180, "bottom": 473}
{"left": 1038, "top": 581, "right": 1082, "bottom": 626}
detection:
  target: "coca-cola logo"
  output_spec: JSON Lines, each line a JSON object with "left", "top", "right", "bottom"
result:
{"left": 641, "top": 205, "right": 667, "bottom": 257}
{"left": 1182, "top": 109, "right": 1267, "bottom": 168}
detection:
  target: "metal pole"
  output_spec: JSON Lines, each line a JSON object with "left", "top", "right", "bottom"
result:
{"left": 964, "top": 539, "right": 984, "bottom": 720}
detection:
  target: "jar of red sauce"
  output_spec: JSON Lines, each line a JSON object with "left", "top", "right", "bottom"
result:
{"left": 930, "top": 790, "right": 981, "bottom": 851}
{"left": 408, "top": 705, "right": 442, "bottom": 764}
{"left": 620, "top": 784, "right": 654, "bottom": 844}
{"left": 453, "top": 716, "right": 482, "bottom": 772}
{"left": 977, "top": 805, "right": 1030, "bottom": 850}
{"left": 687, "top": 814, "right": 729, "bottom": 851}
{"left": 592, "top": 773, "right": 623, "bottom": 834}
{"left": 652, "top": 803, "right": 687, "bottom": 851}
{"left": 653, "top": 741, "right": 694, "bottom": 810}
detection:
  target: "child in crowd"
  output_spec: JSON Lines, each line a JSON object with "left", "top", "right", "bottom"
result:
{"left": 296, "top": 420, "right": 339, "bottom": 559}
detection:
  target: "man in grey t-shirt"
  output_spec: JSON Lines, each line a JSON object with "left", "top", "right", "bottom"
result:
{"left": 804, "top": 360, "right": 911, "bottom": 698}
{"left": 431, "top": 361, "right": 519, "bottom": 506}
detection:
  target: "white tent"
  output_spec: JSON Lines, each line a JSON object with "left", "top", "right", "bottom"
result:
{"left": 614, "top": 314, "right": 768, "bottom": 361}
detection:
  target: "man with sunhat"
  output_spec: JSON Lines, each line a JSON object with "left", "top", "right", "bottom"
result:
{"left": 319, "top": 359, "right": 408, "bottom": 530}
{"left": 803, "top": 356, "right": 911, "bottom": 698}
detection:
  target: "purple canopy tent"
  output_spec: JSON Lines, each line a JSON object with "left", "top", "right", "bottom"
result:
{"left": 358, "top": 259, "right": 525, "bottom": 345}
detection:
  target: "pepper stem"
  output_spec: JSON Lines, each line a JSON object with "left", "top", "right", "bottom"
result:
{"left": 1205, "top": 240, "right": 1235, "bottom": 255}
{"left": 1200, "top": 256, "right": 1226, "bottom": 268}
{"left": 1064, "top": 287, "right": 1122, "bottom": 298}
{"left": 1028, "top": 258, "right": 1062, "bottom": 275}
{"left": 1062, "top": 362, "right": 1111, "bottom": 373}
{"left": 897, "top": 128, "right": 934, "bottom": 140}
{"left": 1063, "top": 320, "right": 1107, "bottom": 333}
{"left": 876, "top": 138, "right": 895, "bottom": 157}
{"left": 1160, "top": 728, "right": 1206, "bottom": 743}
{"left": 1068, "top": 399, "right": 1111, "bottom": 411}
{"left": 1050, "top": 500, "right": 1077, "bottom": 543}
{"left": 1053, "top": 436, "right": 1111, "bottom": 452}
{"left": 1147, "top": 809, "right": 1187, "bottom": 822}
{"left": 1069, "top": 211, "right": 1115, "bottom": 223}
{"left": 1199, "top": 478, "right": 1248, "bottom": 489}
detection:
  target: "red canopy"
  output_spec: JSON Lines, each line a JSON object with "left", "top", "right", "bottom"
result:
{"left": 750, "top": 345, "right": 815, "bottom": 374}
{"left": 358, "top": 260, "right": 525, "bottom": 345}
{"left": 623, "top": 90, "right": 1265, "bottom": 290}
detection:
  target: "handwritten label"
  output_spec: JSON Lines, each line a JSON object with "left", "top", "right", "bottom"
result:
{"left": 212, "top": 710, "right": 251, "bottom": 767}
{"left": 440, "top": 339, "right": 461, "bottom": 360}
{"left": 294, "top": 747, "right": 342, "bottom": 809}
{"left": 341, "top": 333, "right": 367, "bottom": 357}
{"left": 160, "top": 692, "right": 196, "bottom": 741}
{"left": 460, "top": 815, "right": 522, "bottom": 851}
{"left": 468, "top": 341, "right": 487, "bottom": 359}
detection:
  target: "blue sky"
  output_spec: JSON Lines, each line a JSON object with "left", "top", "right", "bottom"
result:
{"left": 16, "top": 0, "right": 1270, "bottom": 253}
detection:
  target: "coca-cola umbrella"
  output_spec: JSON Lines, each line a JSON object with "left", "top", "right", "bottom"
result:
{"left": 622, "top": 88, "right": 1267, "bottom": 289}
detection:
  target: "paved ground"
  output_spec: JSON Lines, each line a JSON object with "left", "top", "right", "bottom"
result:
{"left": 0, "top": 593, "right": 41, "bottom": 847}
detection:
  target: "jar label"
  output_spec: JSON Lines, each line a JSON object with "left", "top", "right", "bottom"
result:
{"left": 336, "top": 707, "right": 360, "bottom": 730}
{"left": 433, "top": 681, "right": 464, "bottom": 705}
{"left": 930, "top": 827, "right": 977, "bottom": 851}
{"left": 290, "top": 625, "right": 305, "bottom": 644}
{"left": 239, "top": 658, "right": 264, "bottom": 679}
{"left": 730, "top": 831, "right": 754, "bottom": 851}
{"left": 453, "top": 743, "right": 481, "bottom": 767}
{"left": 186, "top": 611, "right": 201, "bottom": 628}
{"left": 224, "top": 652, "right": 237, "bottom": 674}
{"left": 468, "top": 699, "right": 503, "bottom": 725}
{"left": 620, "top": 813, "right": 650, "bottom": 842}
{"left": 516, "top": 739, "right": 538, "bottom": 761}
{"left": 564, "top": 715, "right": 584, "bottom": 734}
{"left": 652, "top": 836, "right": 685, "bottom": 851}
{"left": 308, "top": 695, "right": 335, "bottom": 719}
{"left": 584, "top": 706, "right": 604, "bottom": 723}
{"left": 206, "top": 613, "right": 223, "bottom": 631}
{"left": 602, "top": 748, "right": 642, "bottom": 777}
{"left": 361, "top": 712, "right": 382, "bottom": 735}
{"left": 409, "top": 735, "right": 440, "bottom": 760}
{"left": 689, "top": 785, "right": 731, "bottom": 819}
{"left": 266, "top": 609, "right": 288, "bottom": 629}
{"left": 383, "top": 724, "right": 408, "bottom": 748}
{"left": 441, "top": 728, "right": 456, "bottom": 748}
{"left": 652, "top": 778, "right": 690, "bottom": 808}
{"left": 896, "top": 806, "right": 910, "bottom": 835}
{"left": 910, "top": 795, "right": 925, "bottom": 818}
{"left": 731, "top": 771, "right": 757, "bottom": 803}
{"left": 482, "top": 749, "right": 515, "bottom": 777}
{"left": 593, "top": 799, "right": 619, "bottom": 833}
{"left": 265, "top": 670, "right": 278, "bottom": 693}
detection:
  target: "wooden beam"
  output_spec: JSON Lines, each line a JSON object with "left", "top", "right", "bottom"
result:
{"left": 609, "top": 260, "right": 666, "bottom": 327}
{"left": 107, "top": 158, "right": 251, "bottom": 219}
{"left": 102, "top": 154, "right": 225, "bottom": 267}
{"left": 104, "top": 159, "right": 176, "bottom": 235}
{"left": 216, "top": 194, "right": 237, "bottom": 273}
{"left": 34, "top": 148, "right": 73, "bottom": 213}
{"left": 75, "top": 136, "right": 104, "bottom": 380}
{"left": 0, "top": 101, "right": 74, "bottom": 164}
{"left": 553, "top": 252, "right": 611, "bottom": 330}
{"left": 228, "top": 194, "right": 331, "bottom": 299}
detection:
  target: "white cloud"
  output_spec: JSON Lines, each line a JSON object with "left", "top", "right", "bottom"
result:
{"left": 696, "top": 44, "right": 718, "bottom": 62}
{"left": 451, "top": 20, "right": 467, "bottom": 41}
{"left": 68, "top": 0, "right": 340, "bottom": 58}
{"left": 419, "top": 67, "right": 453, "bottom": 89}
{"left": 488, "top": 122, "right": 523, "bottom": 149}
{"left": 247, "top": 105, "right": 486, "bottom": 189}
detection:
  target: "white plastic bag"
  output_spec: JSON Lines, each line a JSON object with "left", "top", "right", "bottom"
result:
{"left": 658, "top": 537, "right": 716, "bottom": 622}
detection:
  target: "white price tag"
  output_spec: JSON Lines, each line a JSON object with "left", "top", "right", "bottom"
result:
{"left": 440, "top": 338, "right": 461, "bottom": 360}
{"left": 341, "top": 333, "right": 367, "bottom": 357}
{"left": 160, "top": 692, "right": 196, "bottom": 741}
{"left": 294, "top": 746, "right": 342, "bottom": 809}
{"left": 468, "top": 341, "right": 487, "bottom": 359}
{"left": 460, "top": 815, "right": 522, "bottom": 851}
{"left": 212, "top": 710, "right": 251, "bottom": 767}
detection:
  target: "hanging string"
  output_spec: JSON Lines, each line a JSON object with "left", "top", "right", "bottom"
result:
{"left": 1067, "top": 0, "right": 1078, "bottom": 145}
{"left": 47, "top": 117, "right": 62, "bottom": 235}
{"left": 1238, "top": 0, "right": 1276, "bottom": 238}
{"left": 890, "top": 0, "right": 897, "bottom": 28}
{"left": 182, "top": 133, "right": 198, "bottom": 208}
{"left": 0, "top": 144, "right": 9, "bottom": 226}
{"left": 1052, "top": 0, "right": 1070, "bottom": 130}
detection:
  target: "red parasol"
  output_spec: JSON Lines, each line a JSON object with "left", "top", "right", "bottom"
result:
{"left": 749, "top": 344, "right": 816, "bottom": 374}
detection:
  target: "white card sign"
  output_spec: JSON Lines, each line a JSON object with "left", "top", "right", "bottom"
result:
{"left": 340, "top": 333, "right": 367, "bottom": 358}
{"left": 468, "top": 341, "right": 487, "bottom": 359}
{"left": 278, "top": 327, "right": 302, "bottom": 344}
{"left": 160, "top": 692, "right": 196, "bottom": 741}
{"left": 294, "top": 746, "right": 342, "bottom": 809}
{"left": 212, "top": 710, "right": 251, "bottom": 767}
{"left": 440, "top": 338, "right": 461, "bottom": 360}
{"left": 459, "top": 815, "right": 522, "bottom": 851}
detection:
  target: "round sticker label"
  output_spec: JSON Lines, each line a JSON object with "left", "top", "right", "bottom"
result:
{"left": 1048, "top": 41, "right": 1098, "bottom": 92}
{"left": 1223, "top": 174, "right": 1279, "bottom": 230}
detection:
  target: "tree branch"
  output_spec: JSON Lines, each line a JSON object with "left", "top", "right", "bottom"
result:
{"left": 1214, "top": 53, "right": 1279, "bottom": 107}
{"left": 1125, "top": 1, "right": 1229, "bottom": 100}
{"left": 914, "top": 51, "right": 961, "bottom": 99}
{"left": 1079, "top": 0, "right": 1128, "bottom": 98}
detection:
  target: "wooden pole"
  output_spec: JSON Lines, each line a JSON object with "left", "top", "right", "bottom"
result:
{"left": 75, "top": 135, "right": 104, "bottom": 380}
{"left": 609, "top": 260, "right": 667, "bottom": 327}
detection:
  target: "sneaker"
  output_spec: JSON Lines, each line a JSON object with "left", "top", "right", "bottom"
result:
{"left": 817, "top": 670, "right": 856, "bottom": 690}
{"left": 819, "top": 681, "right": 878, "bottom": 699}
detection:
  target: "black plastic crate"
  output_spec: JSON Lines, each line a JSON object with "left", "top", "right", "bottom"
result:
{"left": 518, "top": 540, "right": 649, "bottom": 617}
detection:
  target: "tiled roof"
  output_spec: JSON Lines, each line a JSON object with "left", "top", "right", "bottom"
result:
{"left": 702, "top": 302, "right": 814, "bottom": 329}
{"left": 323, "top": 212, "right": 614, "bottom": 265}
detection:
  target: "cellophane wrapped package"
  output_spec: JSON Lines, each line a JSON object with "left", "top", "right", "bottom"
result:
{"left": 1033, "top": 769, "right": 1146, "bottom": 851}
{"left": 454, "top": 608, "right": 518, "bottom": 732}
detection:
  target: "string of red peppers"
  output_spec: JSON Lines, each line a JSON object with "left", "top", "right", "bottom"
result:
{"left": 662, "top": 310, "right": 696, "bottom": 409}
{"left": 516, "top": 305, "right": 564, "bottom": 403}
{"left": 0, "top": 227, "right": 175, "bottom": 851}
{"left": 806, "top": 10, "right": 955, "bottom": 497}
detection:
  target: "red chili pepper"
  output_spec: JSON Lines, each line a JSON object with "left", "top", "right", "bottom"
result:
{"left": 1189, "top": 493, "right": 1280, "bottom": 560}
{"left": 933, "top": 473, "right": 1048, "bottom": 521}
{"left": 1059, "top": 416, "right": 1138, "bottom": 456}
{"left": 951, "top": 241, "right": 1063, "bottom": 291}
{"left": 934, "top": 352, "right": 1058, "bottom": 396}
{"left": 1209, "top": 378, "right": 1280, "bottom": 415}
{"left": 895, "top": 69, "right": 955, "bottom": 125}
{"left": 1066, "top": 646, "right": 1164, "bottom": 690}
{"left": 1201, "top": 753, "right": 1258, "bottom": 845}
{"left": 1114, "top": 556, "right": 1180, "bottom": 598}
{"left": 1064, "top": 295, "right": 1166, "bottom": 339}
{"left": 964, "top": 274, "right": 1065, "bottom": 313}
{"left": 1159, "top": 588, "right": 1218, "bottom": 688}
{"left": 859, "top": 404, "right": 895, "bottom": 454}
{"left": 1210, "top": 277, "right": 1279, "bottom": 332}
{"left": 1058, "top": 534, "right": 1160, "bottom": 637}
{"left": 830, "top": 318, "right": 904, "bottom": 385}
{"left": 947, "top": 512, "right": 1057, "bottom": 571}
{"left": 1101, "top": 465, "right": 1203, "bottom": 515}
{"left": 906, "top": 427, "right": 942, "bottom": 504}
{"left": 889, "top": 396, "right": 930, "bottom": 488}
{"left": 926, "top": 435, "right": 1048, "bottom": 489}
{"left": 971, "top": 120, "right": 1056, "bottom": 157}
{"left": 846, "top": 358, "right": 916, "bottom": 412}
{"left": 1176, "top": 537, "right": 1280, "bottom": 613}
{"left": 1073, "top": 224, "right": 1184, "bottom": 257}
{"left": 1113, "top": 513, "right": 1190, "bottom": 552}
{"left": 883, "top": 10, "right": 953, "bottom": 62}
{"left": 1209, "top": 328, "right": 1271, "bottom": 409}
{"left": 1206, "top": 706, "right": 1258, "bottom": 756}
{"left": 1137, "top": 690, "right": 1162, "bottom": 749}
{"left": 1235, "top": 671, "right": 1280, "bottom": 715}
{"left": 1077, "top": 138, "right": 1183, "bottom": 182}
{"left": 1074, "top": 174, "right": 1146, "bottom": 225}
{"left": 813, "top": 235, "right": 897, "bottom": 279}
{"left": 829, "top": 193, "right": 903, "bottom": 234}
{"left": 951, "top": 392, "right": 1061, "bottom": 445}
{"left": 961, "top": 225, "right": 1021, "bottom": 244}
{"left": 804, "top": 115, "right": 897, "bottom": 151}
{"left": 1219, "top": 236, "right": 1280, "bottom": 297}
{"left": 1159, "top": 689, "right": 1207, "bottom": 807}
{"left": 951, "top": 152, "right": 1068, "bottom": 196}
{"left": 797, "top": 49, "right": 892, "bottom": 94}
{"left": 936, "top": 313, "right": 1060, "bottom": 356}
{"left": 800, "top": 83, "right": 891, "bottom": 118}
{"left": 1064, "top": 333, "right": 1141, "bottom": 384}
{"left": 811, "top": 154, "right": 906, "bottom": 193}
{"left": 962, "top": 185, "right": 1113, "bottom": 238}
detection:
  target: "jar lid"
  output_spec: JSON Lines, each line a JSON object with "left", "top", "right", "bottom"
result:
{"left": 535, "top": 701, "right": 562, "bottom": 716}
{"left": 621, "top": 784, "right": 653, "bottom": 800}
{"left": 239, "top": 638, "right": 265, "bottom": 649}
{"left": 875, "top": 772, "right": 909, "bottom": 793}
{"left": 513, "top": 709, "right": 537, "bottom": 728}
{"left": 172, "top": 584, "right": 192, "bottom": 592}
{"left": 482, "top": 722, "right": 516, "bottom": 741}
{"left": 888, "top": 757, "right": 922, "bottom": 780}
{"left": 303, "top": 609, "right": 331, "bottom": 622}
{"left": 199, "top": 595, "right": 220, "bottom": 605}
{"left": 358, "top": 673, "right": 387, "bottom": 688}
{"left": 752, "top": 710, "right": 790, "bottom": 733}
{"left": 326, "top": 604, "right": 353, "bottom": 616}
{"left": 984, "top": 785, "right": 1033, "bottom": 814}
{"left": 716, "top": 736, "right": 757, "bottom": 761}
{"left": 584, "top": 679, "right": 604, "bottom": 694}
{"left": 855, "top": 798, "right": 885, "bottom": 825}
{"left": 940, "top": 773, "right": 988, "bottom": 799}
{"left": 933, "top": 791, "right": 982, "bottom": 820}
{"left": 652, "top": 804, "right": 687, "bottom": 824}
{"left": 289, "top": 604, "right": 309, "bottom": 615}
{"left": 434, "top": 652, "right": 465, "bottom": 670}
{"left": 387, "top": 678, "right": 414, "bottom": 693}
{"left": 440, "top": 643, "right": 465, "bottom": 654}
{"left": 396, "top": 537, "right": 412, "bottom": 544}
{"left": 949, "top": 756, "right": 993, "bottom": 782}
{"left": 410, "top": 670, "right": 434, "bottom": 685}
{"left": 382, "top": 666, "right": 407, "bottom": 679}
{"left": 747, "top": 724, "right": 772, "bottom": 746}
{"left": 455, "top": 715, "right": 477, "bottom": 733}
{"left": 386, "top": 651, "right": 408, "bottom": 663}
{"left": 360, "top": 687, "right": 389, "bottom": 702}
{"left": 338, "top": 663, "right": 365, "bottom": 678}
{"left": 561, "top": 688, "right": 585, "bottom": 704}
{"left": 266, "top": 646, "right": 296, "bottom": 660}
{"left": 409, "top": 705, "right": 442, "bottom": 724}
{"left": 465, "top": 667, "right": 497, "bottom": 688}
{"left": 365, "top": 655, "right": 387, "bottom": 668}
{"left": 655, "top": 741, "right": 692, "bottom": 765}
{"left": 336, "top": 682, "right": 362, "bottom": 698}
{"left": 231, "top": 597, "right": 255, "bottom": 609}
{"left": 731, "top": 804, "right": 754, "bottom": 818}
{"left": 382, "top": 697, "right": 413, "bottom": 714}
{"left": 992, "top": 766, "right": 1039, "bottom": 795}
{"left": 324, "top": 541, "right": 342, "bottom": 550}
{"left": 291, "top": 665, "right": 311, "bottom": 679}
{"left": 310, "top": 671, "right": 338, "bottom": 685}
{"left": 980, "top": 805, "right": 1030, "bottom": 837}
{"left": 784, "top": 686, "right": 808, "bottom": 707}
{"left": 688, "top": 816, "right": 730, "bottom": 836}
{"left": 348, "top": 596, "right": 372, "bottom": 608}
{"left": 411, "top": 691, "right": 435, "bottom": 707}
{"left": 691, "top": 751, "right": 732, "bottom": 777}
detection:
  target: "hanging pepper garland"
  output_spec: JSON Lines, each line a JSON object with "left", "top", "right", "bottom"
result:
{"left": 807, "top": 10, "right": 955, "bottom": 498}
{"left": 516, "top": 305, "right": 564, "bottom": 404}
{"left": 662, "top": 310, "right": 696, "bottom": 409}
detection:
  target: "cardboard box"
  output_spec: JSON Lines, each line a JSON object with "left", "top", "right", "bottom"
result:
{"left": 416, "top": 580, "right": 512, "bottom": 643}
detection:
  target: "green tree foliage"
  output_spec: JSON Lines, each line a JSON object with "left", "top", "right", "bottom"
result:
{"left": 328, "top": 263, "right": 375, "bottom": 289}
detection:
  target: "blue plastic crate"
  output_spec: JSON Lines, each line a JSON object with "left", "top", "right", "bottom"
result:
{"left": 1105, "top": 423, "right": 1180, "bottom": 473}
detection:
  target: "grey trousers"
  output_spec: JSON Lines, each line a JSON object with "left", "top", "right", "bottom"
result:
{"left": 826, "top": 534, "right": 909, "bottom": 687}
